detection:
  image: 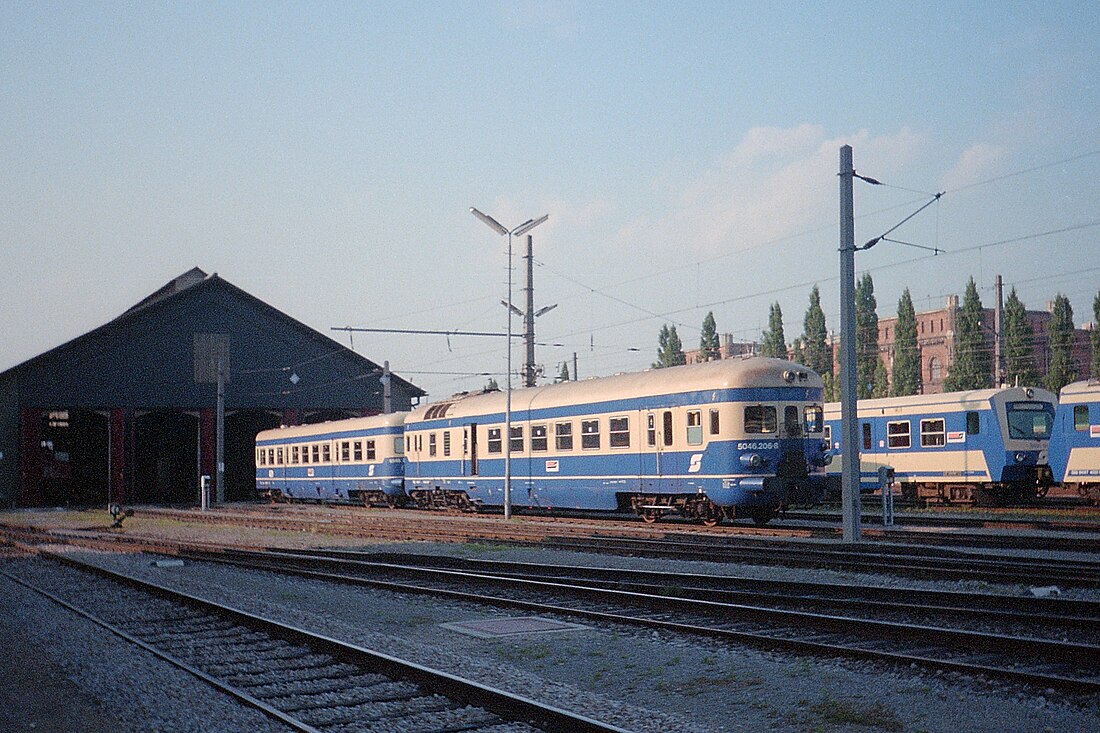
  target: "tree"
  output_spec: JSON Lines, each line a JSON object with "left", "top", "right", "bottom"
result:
{"left": 1045, "top": 293, "right": 1076, "bottom": 393}
{"left": 1093, "top": 291, "right": 1100, "bottom": 379}
{"left": 653, "top": 324, "right": 686, "bottom": 368}
{"left": 873, "top": 359, "right": 890, "bottom": 398}
{"left": 557, "top": 362, "right": 570, "bottom": 383}
{"left": 698, "top": 312, "right": 721, "bottom": 362}
{"left": 760, "top": 302, "right": 787, "bottom": 358}
{"left": 800, "top": 286, "right": 832, "bottom": 379}
{"left": 790, "top": 338, "right": 805, "bottom": 367}
{"left": 855, "top": 273, "right": 885, "bottom": 398}
{"left": 944, "top": 278, "right": 990, "bottom": 392}
{"left": 1003, "top": 288, "right": 1038, "bottom": 387}
{"left": 891, "top": 288, "right": 921, "bottom": 396}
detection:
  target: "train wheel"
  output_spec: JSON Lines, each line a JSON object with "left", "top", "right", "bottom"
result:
{"left": 750, "top": 509, "right": 774, "bottom": 526}
{"left": 641, "top": 510, "right": 659, "bottom": 524}
{"left": 701, "top": 515, "right": 720, "bottom": 527}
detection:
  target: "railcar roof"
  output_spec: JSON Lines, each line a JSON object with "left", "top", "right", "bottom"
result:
{"left": 257, "top": 412, "right": 408, "bottom": 441}
{"left": 409, "top": 357, "right": 822, "bottom": 422}
{"left": 1060, "top": 379, "right": 1100, "bottom": 401}
{"left": 824, "top": 386, "right": 1057, "bottom": 415}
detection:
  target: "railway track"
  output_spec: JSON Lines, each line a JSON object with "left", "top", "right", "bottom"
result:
{"left": 180, "top": 545, "right": 1100, "bottom": 695}
{"left": 0, "top": 548, "right": 629, "bottom": 733}
{"left": 530, "top": 534, "right": 1100, "bottom": 587}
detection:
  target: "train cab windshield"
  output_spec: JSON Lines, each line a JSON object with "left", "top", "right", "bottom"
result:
{"left": 1006, "top": 401, "right": 1055, "bottom": 440}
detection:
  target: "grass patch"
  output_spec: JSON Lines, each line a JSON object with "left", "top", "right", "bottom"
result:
{"left": 810, "top": 695, "right": 904, "bottom": 732}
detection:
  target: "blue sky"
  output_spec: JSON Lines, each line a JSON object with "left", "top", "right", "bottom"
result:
{"left": 2, "top": 2, "right": 1098, "bottom": 400}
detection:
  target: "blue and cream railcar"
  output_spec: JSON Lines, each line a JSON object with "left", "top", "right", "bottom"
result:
{"left": 1049, "top": 380, "right": 1100, "bottom": 504}
{"left": 402, "top": 357, "right": 830, "bottom": 525}
{"left": 255, "top": 413, "right": 408, "bottom": 505}
{"left": 823, "top": 386, "right": 1056, "bottom": 505}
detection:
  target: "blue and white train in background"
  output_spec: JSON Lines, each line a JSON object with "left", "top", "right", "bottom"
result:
{"left": 823, "top": 386, "right": 1058, "bottom": 505}
{"left": 255, "top": 413, "right": 407, "bottom": 506}
{"left": 1049, "top": 380, "right": 1100, "bottom": 504}
{"left": 255, "top": 357, "right": 833, "bottom": 525}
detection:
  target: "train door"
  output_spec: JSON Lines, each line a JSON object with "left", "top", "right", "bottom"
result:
{"left": 640, "top": 411, "right": 660, "bottom": 491}
{"left": 464, "top": 423, "right": 478, "bottom": 476}
{"left": 860, "top": 419, "right": 877, "bottom": 489}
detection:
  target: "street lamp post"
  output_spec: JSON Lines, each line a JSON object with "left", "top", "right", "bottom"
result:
{"left": 470, "top": 207, "right": 549, "bottom": 520}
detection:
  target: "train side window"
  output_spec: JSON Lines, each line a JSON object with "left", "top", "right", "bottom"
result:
{"left": 321, "top": 444, "right": 331, "bottom": 464}
{"left": 487, "top": 428, "right": 502, "bottom": 454}
{"left": 301, "top": 446, "right": 310, "bottom": 464}
{"left": 581, "top": 420, "right": 601, "bottom": 449}
{"left": 268, "top": 448, "right": 275, "bottom": 465}
{"left": 744, "top": 406, "right": 776, "bottom": 434}
{"left": 804, "top": 406, "right": 823, "bottom": 434}
{"left": 555, "top": 422, "right": 573, "bottom": 450}
{"left": 353, "top": 441, "right": 363, "bottom": 461}
{"left": 405, "top": 437, "right": 410, "bottom": 453}
{"left": 276, "top": 448, "right": 284, "bottom": 465}
{"left": 887, "top": 420, "right": 911, "bottom": 449}
{"left": 966, "top": 411, "right": 980, "bottom": 435}
{"left": 1075, "top": 405, "right": 1090, "bottom": 431}
{"left": 510, "top": 426, "right": 524, "bottom": 453}
{"left": 429, "top": 433, "right": 437, "bottom": 457}
{"left": 920, "top": 418, "right": 946, "bottom": 447}
{"left": 257, "top": 449, "right": 265, "bottom": 466}
{"left": 443, "top": 431, "right": 451, "bottom": 457}
{"left": 531, "top": 424, "right": 548, "bottom": 452}
{"left": 709, "top": 409, "right": 720, "bottom": 436}
{"left": 662, "top": 411, "right": 673, "bottom": 446}
{"left": 823, "top": 424, "right": 832, "bottom": 446}
{"left": 610, "top": 417, "right": 630, "bottom": 448}
{"left": 393, "top": 437, "right": 403, "bottom": 455}
{"left": 312, "top": 445, "right": 321, "bottom": 463}
{"left": 366, "top": 440, "right": 376, "bottom": 460}
{"left": 686, "top": 411, "right": 703, "bottom": 446}
{"left": 861, "top": 423, "right": 871, "bottom": 450}
{"left": 340, "top": 441, "right": 350, "bottom": 462}
{"left": 646, "top": 415, "right": 656, "bottom": 446}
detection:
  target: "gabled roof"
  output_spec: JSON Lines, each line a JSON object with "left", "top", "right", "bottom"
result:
{"left": 1, "top": 268, "right": 426, "bottom": 399}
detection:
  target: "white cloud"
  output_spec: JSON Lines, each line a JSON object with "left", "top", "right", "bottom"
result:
{"left": 614, "top": 125, "right": 923, "bottom": 258}
{"left": 940, "top": 143, "right": 1006, "bottom": 191}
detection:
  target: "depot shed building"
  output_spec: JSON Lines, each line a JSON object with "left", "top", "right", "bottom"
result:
{"left": 0, "top": 268, "right": 425, "bottom": 508}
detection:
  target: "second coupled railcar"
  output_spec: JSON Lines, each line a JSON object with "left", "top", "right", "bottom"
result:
{"left": 823, "top": 386, "right": 1057, "bottom": 505}
{"left": 255, "top": 413, "right": 407, "bottom": 505}
{"left": 401, "top": 357, "right": 831, "bottom": 525}
{"left": 1049, "top": 380, "right": 1100, "bottom": 504}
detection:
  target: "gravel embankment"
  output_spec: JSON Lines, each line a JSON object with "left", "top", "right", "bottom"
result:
{"left": 12, "top": 544, "right": 1095, "bottom": 733}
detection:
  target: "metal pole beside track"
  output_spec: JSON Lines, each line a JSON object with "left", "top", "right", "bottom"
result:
{"left": 839, "top": 145, "right": 861, "bottom": 543}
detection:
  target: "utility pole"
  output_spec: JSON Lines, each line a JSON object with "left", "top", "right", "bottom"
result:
{"left": 573, "top": 352, "right": 578, "bottom": 381}
{"left": 381, "top": 360, "right": 392, "bottom": 414}
{"left": 993, "top": 275, "right": 1004, "bottom": 387}
{"left": 839, "top": 145, "right": 860, "bottom": 543}
{"left": 524, "top": 235, "right": 536, "bottom": 387}
{"left": 216, "top": 355, "right": 225, "bottom": 503}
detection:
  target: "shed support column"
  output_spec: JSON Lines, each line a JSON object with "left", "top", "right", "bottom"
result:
{"left": 20, "top": 409, "right": 43, "bottom": 507}
{"left": 282, "top": 409, "right": 299, "bottom": 427}
{"left": 108, "top": 408, "right": 126, "bottom": 506}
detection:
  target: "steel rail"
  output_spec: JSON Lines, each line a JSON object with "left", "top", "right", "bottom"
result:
{"left": 8, "top": 548, "right": 631, "bottom": 733}
{"left": 182, "top": 546, "right": 1100, "bottom": 694}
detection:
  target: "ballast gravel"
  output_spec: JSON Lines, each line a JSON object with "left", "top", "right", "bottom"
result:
{"left": 7, "top": 543, "right": 1094, "bottom": 733}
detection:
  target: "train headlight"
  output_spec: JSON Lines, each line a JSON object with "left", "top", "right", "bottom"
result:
{"left": 740, "top": 453, "right": 763, "bottom": 469}
{"left": 1014, "top": 452, "right": 1026, "bottom": 463}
